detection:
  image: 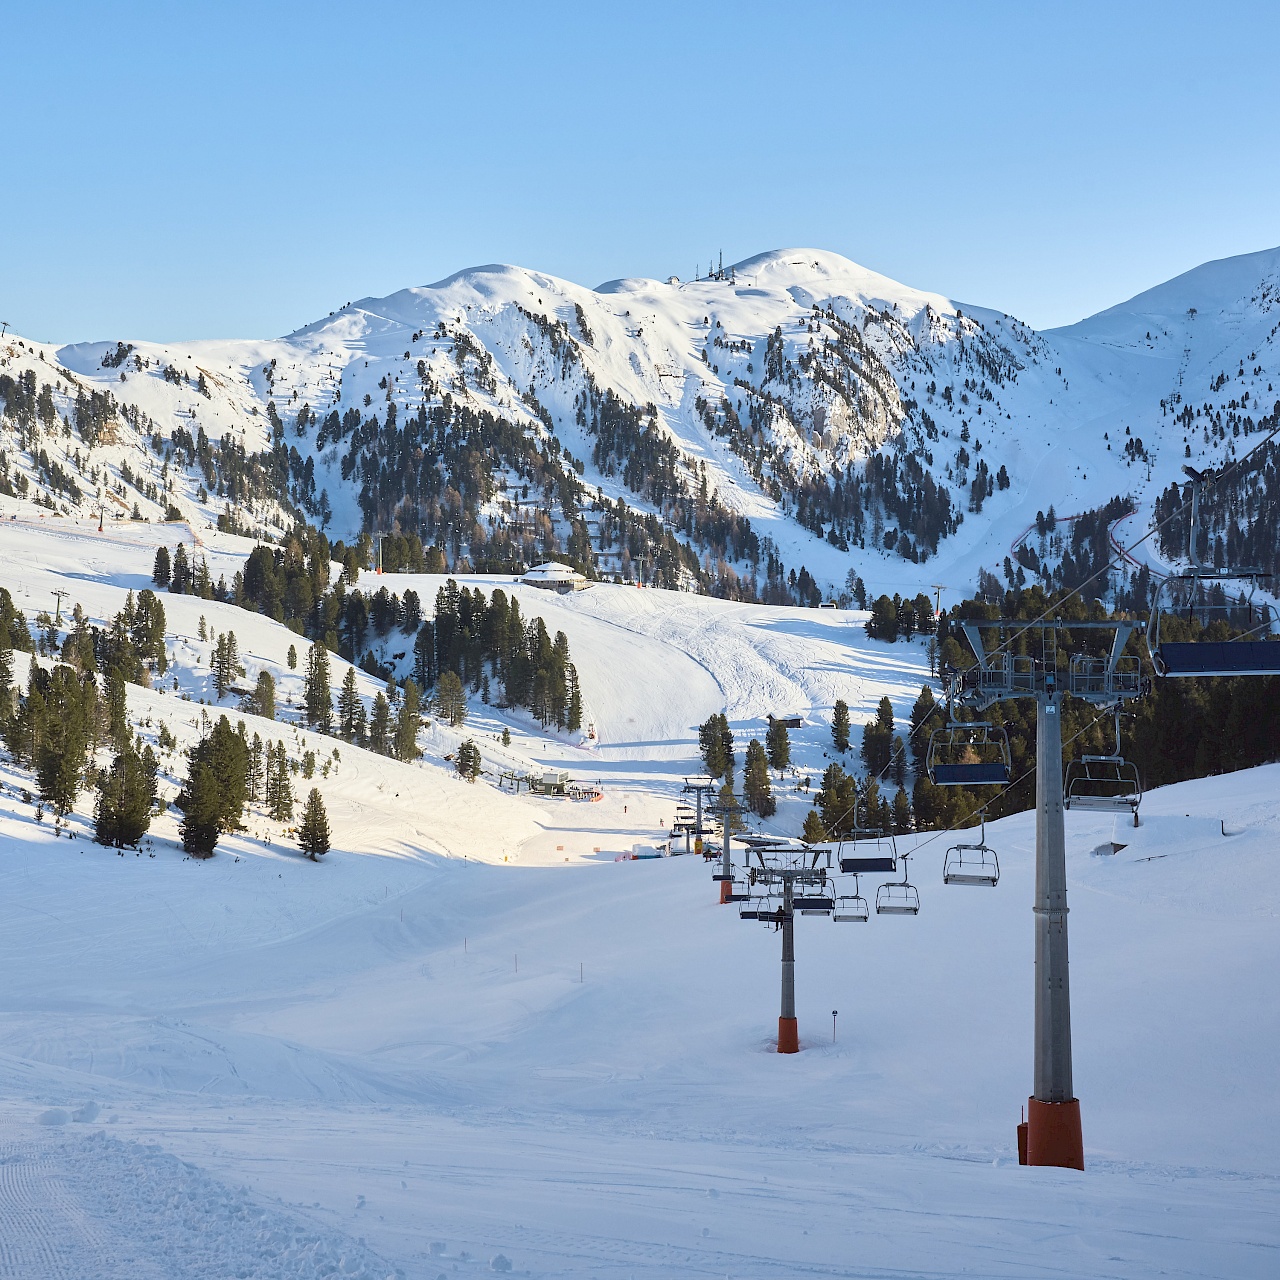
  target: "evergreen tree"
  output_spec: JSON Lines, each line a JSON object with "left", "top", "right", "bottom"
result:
{"left": 832, "top": 699, "right": 851, "bottom": 753}
{"left": 152, "top": 545, "right": 171, "bottom": 587}
{"left": 456, "top": 738, "right": 481, "bottom": 781}
{"left": 743, "top": 738, "right": 775, "bottom": 817}
{"left": 180, "top": 716, "right": 248, "bottom": 835}
{"left": 892, "top": 786, "right": 913, "bottom": 834}
{"left": 248, "top": 670, "right": 275, "bottom": 720}
{"left": 0, "top": 637, "right": 12, "bottom": 720}
{"left": 269, "top": 742, "right": 294, "bottom": 822}
{"left": 180, "top": 762, "right": 222, "bottom": 857}
{"left": 94, "top": 745, "right": 152, "bottom": 848}
{"left": 394, "top": 679, "right": 421, "bottom": 760}
{"left": 247, "top": 731, "right": 265, "bottom": 800}
{"left": 303, "top": 643, "right": 332, "bottom": 731}
{"left": 169, "top": 544, "right": 191, "bottom": 594}
{"left": 368, "top": 692, "right": 391, "bottom": 754}
{"left": 34, "top": 664, "right": 97, "bottom": 816}
{"left": 566, "top": 663, "right": 582, "bottom": 733}
{"left": 765, "top": 718, "right": 790, "bottom": 775}
{"left": 104, "top": 665, "right": 129, "bottom": 749}
{"left": 817, "top": 763, "right": 859, "bottom": 838}
{"left": 338, "top": 666, "right": 364, "bottom": 742}
{"left": 286, "top": 644, "right": 297, "bottom": 670}
{"left": 698, "top": 712, "right": 735, "bottom": 780}
{"left": 212, "top": 632, "right": 243, "bottom": 699}
{"left": 434, "top": 670, "right": 468, "bottom": 726}
{"left": 861, "top": 697, "right": 895, "bottom": 777}
{"left": 801, "top": 808, "right": 827, "bottom": 845}
{"left": 297, "top": 787, "right": 330, "bottom": 860}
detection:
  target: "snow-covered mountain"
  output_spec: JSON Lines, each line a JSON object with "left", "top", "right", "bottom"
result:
{"left": 4, "top": 244, "right": 1279, "bottom": 602}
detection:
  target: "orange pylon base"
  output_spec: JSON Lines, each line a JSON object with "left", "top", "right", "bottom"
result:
{"left": 777, "top": 1017, "right": 799, "bottom": 1053}
{"left": 719, "top": 880, "right": 733, "bottom": 904}
{"left": 1025, "top": 1097, "right": 1084, "bottom": 1170}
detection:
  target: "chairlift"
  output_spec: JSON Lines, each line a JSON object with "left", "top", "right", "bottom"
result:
{"left": 926, "top": 720, "right": 1012, "bottom": 787}
{"left": 833, "top": 876, "right": 870, "bottom": 923}
{"left": 942, "top": 811, "right": 1000, "bottom": 887}
{"left": 876, "top": 852, "right": 920, "bottom": 916}
{"left": 837, "top": 797, "right": 898, "bottom": 873}
{"left": 1146, "top": 465, "right": 1280, "bottom": 678}
{"left": 793, "top": 895, "right": 834, "bottom": 916}
{"left": 1063, "top": 711, "right": 1142, "bottom": 825}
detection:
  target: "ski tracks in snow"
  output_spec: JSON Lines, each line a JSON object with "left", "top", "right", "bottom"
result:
{"left": 0, "top": 1120, "right": 396, "bottom": 1280}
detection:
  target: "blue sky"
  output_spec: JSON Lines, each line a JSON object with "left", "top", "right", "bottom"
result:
{"left": 3, "top": 1, "right": 1279, "bottom": 341}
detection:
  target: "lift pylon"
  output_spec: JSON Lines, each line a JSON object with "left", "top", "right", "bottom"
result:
{"left": 947, "top": 617, "right": 1143, "bottom": 1171}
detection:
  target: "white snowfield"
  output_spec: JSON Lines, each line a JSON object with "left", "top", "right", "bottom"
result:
{"left": 2, "top": 241, "right": 1276, "bottom": 611}
{"left": 0, "top": 519, "right": 1275, "bottom": 1277}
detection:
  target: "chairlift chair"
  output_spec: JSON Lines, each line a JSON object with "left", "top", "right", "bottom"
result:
{"left": 876, "top": 852, "right": 921, "bottom": 916}
{"left": 833, "top": 876, "right": 870, "bottom": 923}
{"left": 926, "top": 720, "right": 1012, "bottom": 787}
{"left": 837, "top": 797, "right": 898, "bottom": 874}
{"left": 1145, "top": 465, "right": 1280, "bottom": 678}
{"left": 942, "top": 811, "right": 1000, "bottom": 887}
{"left": 1063, "top": 710, "right": 1142, "bottom": 825}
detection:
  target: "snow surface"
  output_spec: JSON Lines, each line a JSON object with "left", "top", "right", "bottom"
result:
{"left": 2, "top": 241, "right": 1275, "bottom": 611}
{"left": 0, "top": 519, "right": 1275, "bottom": 1277}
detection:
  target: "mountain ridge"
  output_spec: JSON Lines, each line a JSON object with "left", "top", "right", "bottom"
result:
{"left": 2, "top": 243, "right": 1277, "bottom": 604}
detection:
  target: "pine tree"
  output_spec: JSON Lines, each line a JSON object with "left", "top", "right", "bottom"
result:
{"left": 566, "top": 663, "right": 582, "bottom": 733}
{"left": 180, "top": 762, "right": 222, "bottom": 856}
{"left": 743, "top": 739, "right": 775, "bottom": 817}
{"left": 180, "top": 716, "right": 248, "bottom": 835}
{"left": 455, "top": 738, "right": 481, "bottom": 782}
{"left": 368, "top": 692, "right": 391, "bottom": 754}
{"left": 698, "top": 712, "right": 735, "bottom": 780}
{"left": 249, "top": 670, "right": 275, "bottom": 720}
{"left": 170, "top": 544, "right": 191, "bottom": 594}
{"left": 297, "top": 787, "right": 330, "bottom": 860}
{"left": 34, "top": 664, "right": 97, "bottom": 816}
{"left": 286, "top": 644, "right": 297, "bottom": 670}
{"left": 892, "top": 786, "right": 913, "bottom": 834}
{"left": 801, "top": 809, "right": 827, "bottom": 845}
{"left": 269, "top": 743, "right": 294, "bottom": 822}
{"left": 303, "top": 643, "right": 332, "bottom": 731}
{"left": 832, "top": 699, "right": 851, "bottom": 753}
{"left": 394, "top": 679, "right": 421, "bottom": 760}
{"left": 247, "top": 732, "right": 264, "bottom": 800}
{"left": 152, "top": 545, "right": 171, "bottom": 587}
{"left": 338, "top": 666, "right": 363, "bottom": 742}
{"left": 94, "top": 745, "right": 152, "bottom": 848}
{"left": 434, "top": 670, "right": 467, "bottom": 726}
{"left": 765, "top": 718, "right": 790, "bottom": 775}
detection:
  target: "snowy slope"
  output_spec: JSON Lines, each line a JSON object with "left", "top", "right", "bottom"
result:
{"left": 4, "top": 243, "right": 1279, "bottom": 607}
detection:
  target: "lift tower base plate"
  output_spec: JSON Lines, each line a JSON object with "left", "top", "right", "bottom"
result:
{"left": 719, "top": 880, "right": 734, "bottom": 904}
{"left": 777, "top": 1017, "right": 799, "bottom": 1054}
{"left": 1024, "top": 1097, "right": 1084, "bottom": 1170}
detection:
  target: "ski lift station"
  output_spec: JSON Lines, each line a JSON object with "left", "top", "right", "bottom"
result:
{"left": 520, "top": 561, "right": 590, "bottom": 593}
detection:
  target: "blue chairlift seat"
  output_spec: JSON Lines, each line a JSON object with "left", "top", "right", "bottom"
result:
{"left": 1152, "top": 639, "right": 1280, "bottom": 678}
{"left": 927, "top": 721, "right": 1012, "bottom": 788}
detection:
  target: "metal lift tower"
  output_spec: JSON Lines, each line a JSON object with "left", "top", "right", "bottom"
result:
{"left": 946, "top": 618, "right": 1142, "bottom": 1170}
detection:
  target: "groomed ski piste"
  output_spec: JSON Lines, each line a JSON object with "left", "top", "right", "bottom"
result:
{"left": 0, "top": 515, "right": 1276, "bottom": 1279}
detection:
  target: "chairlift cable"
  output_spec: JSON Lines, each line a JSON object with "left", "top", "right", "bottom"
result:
{"left": 818, "top": 422, "right": 1280, "bottom": 845}
{"left": 978, "top": 416, "right": 1280, "bottom": 663}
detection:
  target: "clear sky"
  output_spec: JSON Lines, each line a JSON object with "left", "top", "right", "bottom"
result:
{"left": 3, "top": 1, "right": 1279, "bottom": 342}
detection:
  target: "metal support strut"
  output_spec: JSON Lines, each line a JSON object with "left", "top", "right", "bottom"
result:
{"left": 778, "top": 877, "right": 798, "bottom": 1053}
{"left": 1028, "top": 697, "right": 1084, "bottom": 1169}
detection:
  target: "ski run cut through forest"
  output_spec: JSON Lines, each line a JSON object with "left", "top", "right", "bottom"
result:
{"left": 0, "top": 244, "right": 1277, "bottom": 1278}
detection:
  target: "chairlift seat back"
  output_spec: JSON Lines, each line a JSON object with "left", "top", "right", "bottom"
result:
{"left": 1153, "top": 639, "right": 1280, "bottom": 677}
{"left": 930, "top": 762, "right": 1008, "bottom": 786}
{"left": 839, "top": 855, "right": 896, "bottom": 873}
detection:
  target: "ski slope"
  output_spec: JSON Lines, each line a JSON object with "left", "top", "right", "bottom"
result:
{"left": 4, "top": 241, "right": 1277, "bottom": 609}
{"left": 0, "top": 519, "right": 1275, "bottom": 1277}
